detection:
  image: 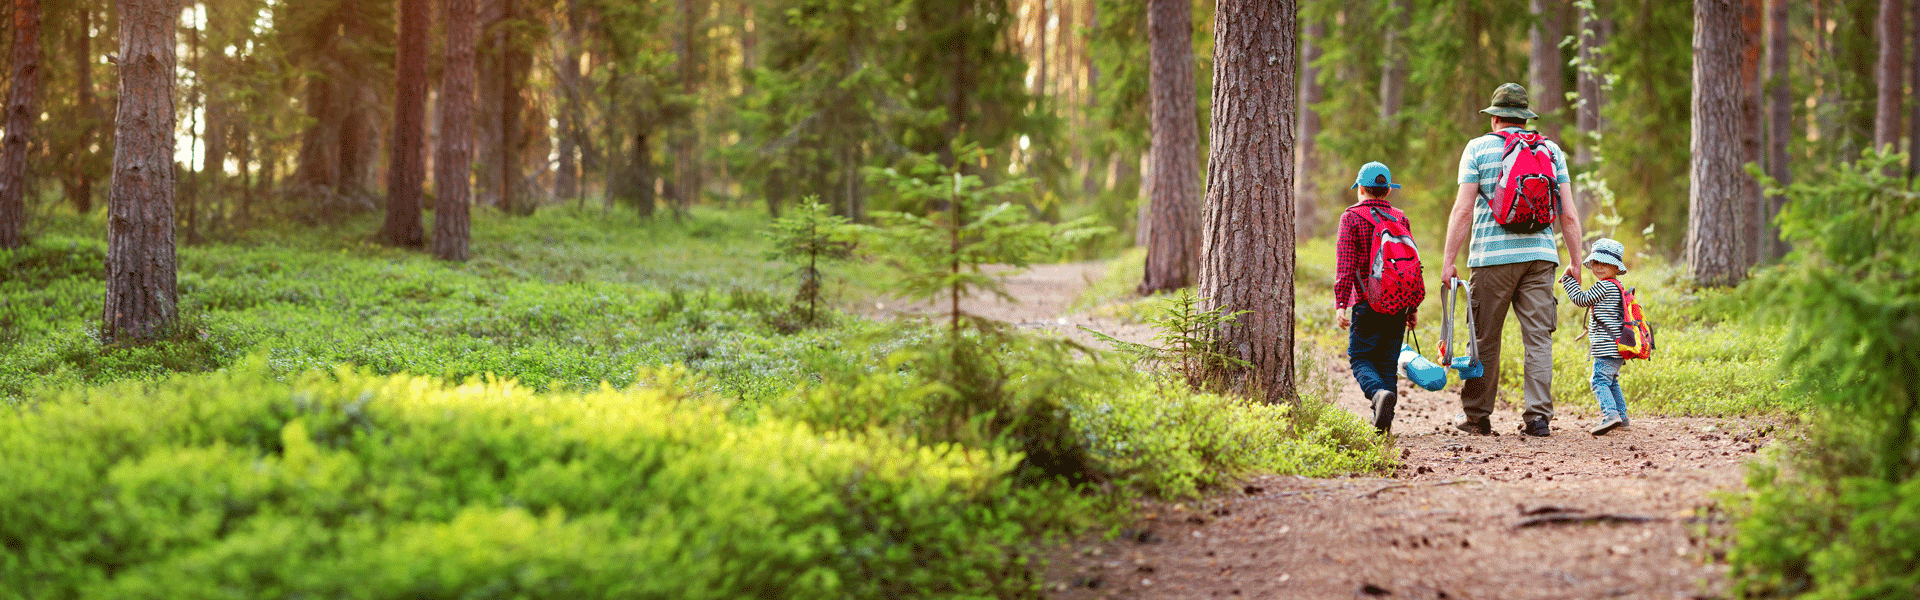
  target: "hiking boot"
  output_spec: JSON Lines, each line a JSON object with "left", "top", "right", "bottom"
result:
{"left": 1521, "top": 417, "right": 1551, "bottom": 437}
{"left": 1370, "top": 390, "right": 1397, "bottom": 434}
{"left": 1590, "top": 415, "right": 1625, "bottom": 436}
{"left": 1620, "top": 414, "right": 1631, "bottom": 428}
{"left": 1454, "top": 416, "right": 1493, "bottom": 436}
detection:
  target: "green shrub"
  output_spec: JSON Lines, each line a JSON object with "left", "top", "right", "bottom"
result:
{"left": 0, "top": 359, "right": 1037, "bottom": 600}
{"left": 1726, "top": 151, "right": 1920, "bottom": 598}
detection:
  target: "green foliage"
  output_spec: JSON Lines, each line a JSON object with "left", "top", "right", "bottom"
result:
{"left": 863, "top": 146, "right": 1106, "bottom": 333}
{"left": 1083, "top": 289, "right": 1250, "bottom": 393}
{"left": 763, "top": 197, "right": 858, "bottom": 326}
{"left": 1727, "top": 151, "right": 1920, "bottom": 598}
{"left": 0, "top": 360, "right": 1038, "bottom": 599}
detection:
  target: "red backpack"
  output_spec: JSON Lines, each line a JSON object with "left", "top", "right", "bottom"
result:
{"left": 1484, "top": 130, "right": 1562, "bottom": 234}
{"left": 1608, "top": 279, "right": 1655, "bottom": 360}
{"left": 1347, "top": 205, "right": 1425, "bottom": 315}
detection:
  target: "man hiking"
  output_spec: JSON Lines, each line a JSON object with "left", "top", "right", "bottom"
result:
{"left": 1439, "top": 82, "right": 1586, "bottom": 437}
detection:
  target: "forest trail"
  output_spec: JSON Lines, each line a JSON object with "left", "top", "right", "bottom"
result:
{"left": 921, "top": 260, "right": 1769, "bottom": 600}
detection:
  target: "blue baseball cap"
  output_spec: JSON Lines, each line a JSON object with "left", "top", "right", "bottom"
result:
{"left": 1351, "top": 161, "right": 1402, "bottom": 189}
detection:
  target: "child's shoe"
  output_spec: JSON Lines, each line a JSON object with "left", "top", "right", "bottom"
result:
{"left": 1370, "top": 390, "right": 1397, "bottom": 434}
{"left": 1590, "top": 415, "right": 1625, "bottom": 436}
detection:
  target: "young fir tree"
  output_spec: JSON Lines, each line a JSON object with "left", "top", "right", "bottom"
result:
{"left": 763, "top": 196, "right": 855, "bottom": 326}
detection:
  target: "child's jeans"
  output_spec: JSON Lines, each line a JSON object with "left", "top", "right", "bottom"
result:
{"left": 1348, "top": 302, "right": 1404, "bottom": 399}
{"left": 1591, "top": 357, "right": 1627, "bottom": 420}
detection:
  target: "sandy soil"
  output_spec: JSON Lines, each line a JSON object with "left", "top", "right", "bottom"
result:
{"left": 892, "top": 261, "right": 1769, "bottom": 600}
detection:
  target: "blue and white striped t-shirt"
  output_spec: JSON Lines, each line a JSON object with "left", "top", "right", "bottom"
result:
{"left": 1456, "top": 128, "right": 1570, "bottom": 268}
{"left": 1561, "top": 275, "right": 1624, "bottom": 359}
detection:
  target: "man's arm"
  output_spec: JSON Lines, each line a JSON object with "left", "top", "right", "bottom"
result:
{"left": 1556, "top": 181, "right": 1584, "bottom": 283}
{"left": 1440, "top": 182, "right": 1476, "bottom": 286}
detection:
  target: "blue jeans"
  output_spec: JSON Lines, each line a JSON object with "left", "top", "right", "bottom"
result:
{"left": 1348, "top": 302, "right": 1405, "bottom": 399}
{"left": 1591, "top": 357, "right": 1627, "bottom": 420}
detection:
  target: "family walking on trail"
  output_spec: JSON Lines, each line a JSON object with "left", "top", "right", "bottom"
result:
{"left": 1336, "top": 82, "right": 1650, "bottom": 439}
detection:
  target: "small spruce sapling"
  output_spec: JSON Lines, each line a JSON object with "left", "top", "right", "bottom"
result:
{"left": 763, "top": 196, "right": 856, "bottom": 326}
{"left": 1083, "top": 289, "right": 1251, "bottom": 392}
{"left": 860, "top": 144, "right": 1111, "bottom": 484}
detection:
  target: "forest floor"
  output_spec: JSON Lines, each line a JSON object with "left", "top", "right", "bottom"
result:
{"left": 891, "top": 261, "right": 1773, "bottom": 600}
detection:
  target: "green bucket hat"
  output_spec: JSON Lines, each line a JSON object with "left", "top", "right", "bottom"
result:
{"left": 1479, "top": 82, "right": 1538, "bottom": 120}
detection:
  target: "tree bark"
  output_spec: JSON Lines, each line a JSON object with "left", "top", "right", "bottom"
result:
{"left": 1911, "top": 0, "right": 1920, "bottom": 180}
{"left": 1876, "top": 0, "right": 1905, "bottom": 154}
{"left": 1201, "top": 0, "right": 1296, "bottom": 404}
{"left": 1295, "top": 17, "right": 1322, "bottom": 239}
{"left": 1379, "top": 0, "right": 1407, "bottom": 120}
{"left": 1688, "top": 0, "right": 1761, "bottom": 288}
{"left": 104, "top": 0, "right": 178, "bottom": 343}
{"left": 1764, "top": 0, "right": 1791, "bottom": 262}
{"left": 381, "top": 0, "right": 429, "bottom": 247}
{"left": 0, "top": 0, "right": 41, "bottom": 250}
{"left": 475, "top": 0, "right": 504, "bottom": 210}
{"left": 499, "top": 0, "right": 529, "bottom": 216}
{"left": 1529, "top": 0, "right": 1565, "bottom": 139}
{"left": 1138, "top": 0, "right": 1200, "bottom": 295}
{"left": 67, "top": 3, "right": 96, "bottom": 215}
{"left": 555, "top": 0, "right": 582, "bottom": 203}
{"left": 433, "top": 0, "right": 477, "bottom": 262}
{"left": 1575, "top": 1, "right": 1608, "bottom": 168}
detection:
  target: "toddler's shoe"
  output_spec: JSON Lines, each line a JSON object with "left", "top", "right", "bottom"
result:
{"left": 1590, "top": 415, "right": 1625, "bottom": 436}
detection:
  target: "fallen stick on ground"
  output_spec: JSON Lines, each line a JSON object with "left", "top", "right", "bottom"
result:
{"left": 1357, "top": 478, "right": 1483, "bottom": 499}
{"left": 1514, "top": 512, "right": 1666, "bottom": 528}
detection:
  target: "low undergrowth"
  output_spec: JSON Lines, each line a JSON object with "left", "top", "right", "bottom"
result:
{"left": 2, "top": 204, "right": 1393, "bottom": 598}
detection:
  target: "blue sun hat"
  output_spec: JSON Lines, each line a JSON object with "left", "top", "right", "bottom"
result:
{"left": 1585, "top": 238, "right": 1628, "bottom": 273}
{"left": 1350, "top": 161, "right": 1402, "bottom": 189}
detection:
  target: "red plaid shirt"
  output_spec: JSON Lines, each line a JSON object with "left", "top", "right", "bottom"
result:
{"left": 1334, "top": 198, "right": 1416, "bottom": 320}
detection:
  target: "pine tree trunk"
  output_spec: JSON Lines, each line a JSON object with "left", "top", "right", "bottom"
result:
{"left": 104, "top": 0, "right": 178, "bottom": 343}
{"left": 381, "top": 0, "right": 429, "bottom": 247}
{"left": 0, "top": 0, "right": 41, "bottom": 250}
{"left": 1688, "top": 0, "right": 1761, "bottom": 288}
{"left": 1138, "top": 0, "right": 1200, "bottom": 295}
{"left": 433, "top": 0, "right": 477, "bottom": 262}
{"left": 1875, "top": 0, "right": 1905, "bottom": 154}
{"left": 1911, "top": 0, "right": 1920, "bottom": 180}
{"left": 69, "top": 3, "right": 96, "bottom": 215}
{"left": 1529, "top": 0, "right": 1565, "bottom": 140}
{"left": 1575, "top": 1, "right": 1607, "bottom": 168}
{"left": 555, "top": 0, "right": 582, "bottom": 202}
{"left": 1764, "top": 0, "right": 1791, "bottom": 262}
{"left": 500, "top": 0, "right": 528, "bottom": 216}
{"left": 1379, "top": 0, "right": 1406, "bottom": 120}
{"left": 1295, "top": 18, "right": 1323, "bottom": 239}
{"left": 1200, "top": 0, "right": 1296, "bottom": 404}
{"left": 475, "top": 0, "right": 504, "bottom": 210}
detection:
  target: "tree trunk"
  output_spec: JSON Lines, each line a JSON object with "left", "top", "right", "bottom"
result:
{"left": 1138, "top": 0, "right": 1200, "bottom": 295}
{"left": 670, "top": 0, "right": 702, "bottom": 218}
{"left": 1379, "top": 0, "right": 1407, "bottom": 120}
{"left": 0, "top": 0, "right": 41, "bottom": 250}
{"left": 475, "top": 0, "right": 504, "bottom": 210}
{"left": 1295, "top": 17, "right": 1322, "bottom": 240}
{"left": 381, "top": 0, "right": 429, "bottom": 247}
{"left": 434, "top": 0, "right": 477, "bottom": 262}
{"left": 555, "top": 0, "right": 582, "bottom": 203}
{"left": 1575, "top": 1, "right": 1608, "bottom": 168}
{"left": 634, "top": 129, "right": 655, "bottom": 218}
{"left": 1200, "top": 0, "right": 1296, "bottom": 404}
{"left": 1876, "top": 0, "right": 1905, "bottom": 154}
{"left": 1911, "top": 0, "right": 1920, "bottom": 180}
{"left": 68, "top": 3, "right": 96, "bottom": 215}
{"left": 500, "top": 0, "right": 529, "bottom": 216}
{"left": 1764, "top": 0, "right": 1790, "bottom": 262}
{"left": 1529, "top": 0, "right": 1565, "bottom": 139}
{"left": 104, "top": 0, "right": 178, "bottom": 343}
{"left": 1688, "top": 0, "right": 1761, "bottom": 288}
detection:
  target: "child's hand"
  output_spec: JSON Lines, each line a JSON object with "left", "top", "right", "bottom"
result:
{"left": 1405, "top": 311, "right": 1418, "bottom": 329}
{"left": 1563, "top": 265, "right": 1583, "bottom": 284}
{"left": 1337, "top": 308, "right": 1350, "bottom": 329}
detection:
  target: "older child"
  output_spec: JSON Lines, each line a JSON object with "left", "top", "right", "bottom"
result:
{"left": 1336, "top": 162, "right": 1421, "bottom": 434}
{"left": 1560, "top": 238, "right": 1632, "bottom": 435}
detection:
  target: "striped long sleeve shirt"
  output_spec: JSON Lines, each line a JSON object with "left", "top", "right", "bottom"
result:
{"left": 1561, "top": 275, "right": 1623, "bottom": 359}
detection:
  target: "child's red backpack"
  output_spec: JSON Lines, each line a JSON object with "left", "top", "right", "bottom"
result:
{"left": 1347, "top": 205, "right": 1425, "bottom": 315}
{"left": 1605, "top": 279, "right": 1655, "bottom": 360}
{"left": 1484, "top": 130, "right": 1562, "bottom": 234}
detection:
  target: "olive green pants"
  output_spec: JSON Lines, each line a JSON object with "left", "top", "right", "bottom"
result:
{"left": 1460, "top": 260, "right": 1558, "bottom": 423}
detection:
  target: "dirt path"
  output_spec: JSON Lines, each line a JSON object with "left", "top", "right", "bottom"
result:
{"left": 928, "top": 261, "right": 1767, "bottom": 600}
